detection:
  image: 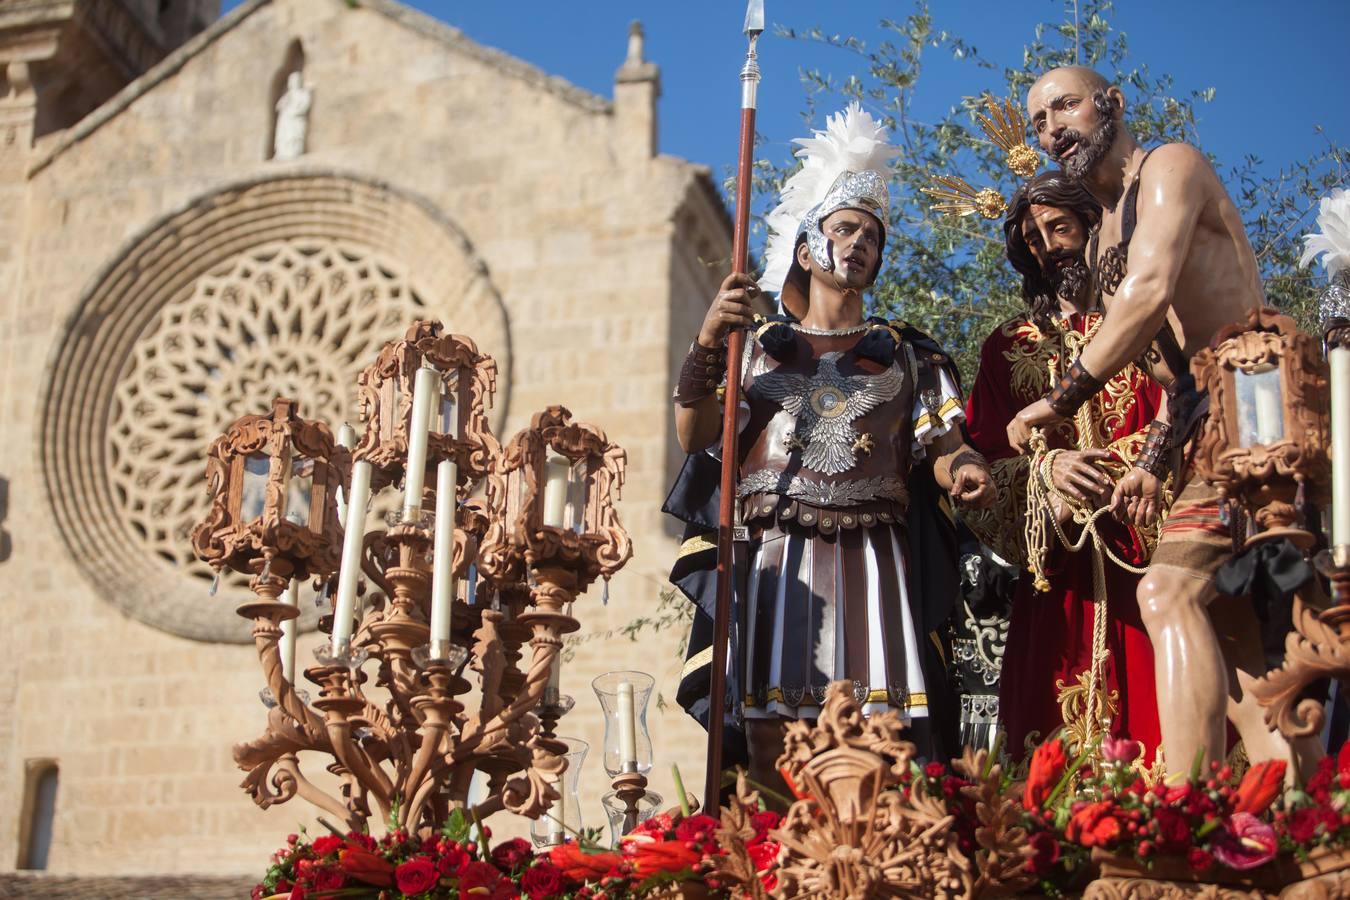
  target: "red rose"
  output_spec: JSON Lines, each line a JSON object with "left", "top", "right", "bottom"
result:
{"left": 1338, "top": 741, "right": 1350, "bottom": 789}
{"left": 521, "top": 862, "right": 565, "bottom": 899}
{"left": 459, "top": 860, "right": 502, "bottom": 897}
{"left": 312, "top": 867, "right": 345, "bottom": 891}
{"left": 491, "top": 837, "right": 534, "bottom": 871}
{"left": 1153, "top": 807, "right": 1192, "bottom": 853}
{"left": 1065, "top": 801, "right": 1123, "bottom": 848}
{"left": 1187, "top": 847, "right": 1213, "bottom": 871}
{"left": 747, "top": 839, "right": 780, "bottom": 873}
{"left": 438, "top": 844, "right": 471, "bottom": 876}
{"left": 1027, "top": 832, "right": 1060, "bottom": 876}
{"left": 1287, "top": 807, "right": 1322, "bottom": 844}
{"left": 1232, "top": 760, "right": 1286, "bottom": 816}
{"left": 674, "top": 814, "right": 719, "bottom": 846}
{"left": 288, "top": 887, "right": 305, "bottom": 900}
{"left": 1024, "top": 739, "right": 1068, "bottom": 810}
{"left": 925, "top": 761, "right": 946, "bottom": 779}
{"left": 1308, "top": 756, "right": 1335, "bottom": 803}
{"left": 394, "top": 857, "right": 438, "bottom": 895}
{"left": 750, "top": 810, "right": 781, "bottom": 838}
{"left": 311, "top": 835, "right": 344, "bottom": 858}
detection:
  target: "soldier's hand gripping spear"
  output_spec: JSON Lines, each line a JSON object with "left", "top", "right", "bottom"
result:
{"left": 704, "top": 0, "right": 764, "bottom": 815}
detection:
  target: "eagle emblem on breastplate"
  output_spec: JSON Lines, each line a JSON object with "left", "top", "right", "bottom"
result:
{"left": 755, "top": 351, "right": 905, "bottom": 476}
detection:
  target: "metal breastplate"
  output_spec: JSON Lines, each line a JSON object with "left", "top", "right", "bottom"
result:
{"left": 738, "top": 334, "right": 915, "bottom": 516}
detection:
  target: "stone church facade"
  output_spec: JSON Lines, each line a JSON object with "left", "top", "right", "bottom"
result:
{"left": 0, "top": 0, "right": 729, "bottom": 880}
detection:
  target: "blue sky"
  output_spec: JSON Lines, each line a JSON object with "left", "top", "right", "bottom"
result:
{"left": 224, "top": 1, "right": 1348, "bottom": 209}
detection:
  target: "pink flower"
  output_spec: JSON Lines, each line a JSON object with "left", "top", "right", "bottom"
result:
{"left": 1101, "top": 736, "right": 1141, "bottom": 765}
{"left": 1212, "top": 812, "right": 1278, "bottom": 870}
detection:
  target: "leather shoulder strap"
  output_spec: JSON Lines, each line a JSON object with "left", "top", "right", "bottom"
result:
{"left": 1120, "top": 147, "right": 1158, "bottom": 245}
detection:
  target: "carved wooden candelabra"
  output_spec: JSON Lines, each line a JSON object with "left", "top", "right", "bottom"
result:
{"left": 191, "top": 321, "right": 631, "bottom": 836}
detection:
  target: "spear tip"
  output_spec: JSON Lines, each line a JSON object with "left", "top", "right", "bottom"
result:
{"left": 743, "top": 0, "right": 764, "bottom": 37}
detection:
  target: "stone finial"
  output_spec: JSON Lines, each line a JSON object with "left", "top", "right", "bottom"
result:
{"left": 625, "top": 21, "right": 644, "bottom": 66}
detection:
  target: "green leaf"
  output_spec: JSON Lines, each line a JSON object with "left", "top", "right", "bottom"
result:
{"left": 441, "top": 807, "right": 471, "bottom": 843}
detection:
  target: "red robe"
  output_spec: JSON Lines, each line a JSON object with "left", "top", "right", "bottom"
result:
{"left": 963, "top": 312, "right": 1162, "bottom": 762}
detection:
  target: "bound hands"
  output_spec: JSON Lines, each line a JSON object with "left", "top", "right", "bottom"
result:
{"left": 698, "top": 273, "right": 761, "bottom": 348}
{"left": 1006, "top": 397, "right": 1066, "bottom": 454}
{"left": 1110, "top": 468, "right": 1163, "bottom": 528}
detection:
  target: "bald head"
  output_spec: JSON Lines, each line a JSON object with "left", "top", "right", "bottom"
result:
{"left": 1026, "top": 66, "right": 1127, "bottom": 181}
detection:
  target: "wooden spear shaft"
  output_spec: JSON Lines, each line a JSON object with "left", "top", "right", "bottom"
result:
{"left": 705, "top": 1, "right": 763, "bottom": 815}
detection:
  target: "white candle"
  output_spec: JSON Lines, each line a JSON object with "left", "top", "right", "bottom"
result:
{"left": 542, "top": 451, "right": 570, "bottom": 528}
{"left": 547, "top": 779, "right": 565, "bottom": 845}
{"left": 617, "top": 681, "right": 637, "bottom": 772}
{"left": 1254, "top": 374, "right": 1283, "bottom": 445}
{"left": 331, "top": 458, "right": 373, "bottom": 653}
{"left": 1331, "top": 346, "right": 1350, "bottom": 559}
{"left": 429, "top": 457, "right": 458, "bottom": 655}
{"left": 279, "top": 577, "right": 299, "bottom": 682}
{"left": 401, "top": 366, "right": 439, "bottom": 521}
{"left": 335, "top": 423, "right": 356, "bottom": 527}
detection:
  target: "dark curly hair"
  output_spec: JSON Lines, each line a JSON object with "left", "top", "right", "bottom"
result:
{"left": 1002, "top": 171, "right": 1101, "bottom": 328}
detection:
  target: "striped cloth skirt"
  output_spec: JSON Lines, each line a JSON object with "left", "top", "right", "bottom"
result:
{"left": 740, "top": 518, "right": 929, "bottom": 723}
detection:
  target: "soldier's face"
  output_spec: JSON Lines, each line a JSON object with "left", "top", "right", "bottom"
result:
{"left": 817, "top": 208, "right": 883, "bottom": 290}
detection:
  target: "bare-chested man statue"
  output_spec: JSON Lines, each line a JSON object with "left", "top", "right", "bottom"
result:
{"left": 1004, "top": 66, "right": 1313, "bottom": 775}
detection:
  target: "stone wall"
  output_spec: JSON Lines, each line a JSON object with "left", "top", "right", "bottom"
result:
{"left": 0, "top": 0, "right": 728, "bottom": 876}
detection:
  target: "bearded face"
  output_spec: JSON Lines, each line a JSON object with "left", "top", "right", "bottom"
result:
{"left": 1047, "top": 92, "right": 1118, "bottom": 181}
{"left": 1045, "top": 246, "right": 1092, "bottom": 303}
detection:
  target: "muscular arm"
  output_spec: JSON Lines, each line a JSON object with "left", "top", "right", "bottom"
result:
{"left": 1077, "top": 144, "right": 1211, "bottom": 383}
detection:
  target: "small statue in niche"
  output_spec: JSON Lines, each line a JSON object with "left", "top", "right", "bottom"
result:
{"left": 273, "top": 71, "right": 312, "bottom": 161}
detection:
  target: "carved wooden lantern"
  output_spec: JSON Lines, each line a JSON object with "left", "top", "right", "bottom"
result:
{"left": 191, "top": 396, "right": 346, "bottom": 584}
{"left": 479, "top": 406, "right": 632, "bottom": 612}
{"left": 353, "top": 319, "right": 500, "bottom": 496}
{"left": 1191, "top": 307, "right": 1331, "bottom": 548}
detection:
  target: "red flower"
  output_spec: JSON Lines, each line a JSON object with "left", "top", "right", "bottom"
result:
{"left": 338, "top": 846, "right": 395, "bottom": 887}
{"left": 632, "top": 839, "right": 702, "bottom": 876}
{"left": 520, "top": 862, "right": 566, "bottom": 899}
{"left": 674, "top": 814, "right": 719, "bottom": 846}
{"left": 925, "top": 761, "right": 946, "bottom": 779}
{"left": 1287, "top": 807, "right": 1322, "bottom": 843}
{"left": 548, "top": 844, "right": 624, "bottom": 882}
{"left": 750, "top": 810, "right": 781, "bottom": 839}
{"left": 310, "top": 835, "right": 344, "bottom": 858}
{"left": 1338, "top": 741, "right": 1350, "bottom": 789}
{"left": 747, "top": 839, "right": 780, "bottom": 872}
{"left": 491, "top": 838, "right": 534, "bottom": 872}
{"left": 395, "top": 857, "right": 439, "bottom": 895}
{"left": 288, "top": 887, "right": 305, "bottom": 900}
{"left": 1152, "top": 807, "right": 1192, "bottom": 853}
{"left": 312, "top": 866, "right": 345, "bottom": 892}
{"left": 1232, "top": 760, "right": 1286, "bottom": 816}
{"left": 1308, "top": 756, "right": 1335, "bottom": 803}
{"left": 1187, "top": 847, "right": 1214, "bottom": 871}
{"left": 1065, "top": 801, "right": 1123, "bottom": 848}
{"left": 438, "top": 843, "right": 471, "bottom": 876}
{"left": 459, "top": 860, "right": 502, "bottom": 897}
{"left": 1212, "top": 813, "right": 1277, "bottom": 870}
{"left": 1027, "top": 832, "right": 1060, "bottom": 876}
{"left": 1024, "top": 739, "right": 1068, "bottom": 810}
{"left": 1101, "top": 736, "right": 1141, "bottom": 765}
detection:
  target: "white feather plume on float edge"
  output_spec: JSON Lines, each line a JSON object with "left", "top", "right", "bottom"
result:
{"left": 1299, "top": 187, "right": 1350, "bottom": 282}
{"left": 760, "top": 102, "right": 902, "bottom": 298}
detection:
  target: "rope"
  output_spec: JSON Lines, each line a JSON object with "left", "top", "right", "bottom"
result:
{"left": 1021, "top": 314, "right": 1147, "bottom": 749}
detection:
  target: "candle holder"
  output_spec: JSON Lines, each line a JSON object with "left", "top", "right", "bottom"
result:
{"left": 591, "top": 670, "right": 655, "bottom": 777}
{"left": 601, "top": 785, "right": 664, "bottom": 846}
{"left": 529, "top": 737, "right": 589, "bottom": 847}
{"left": 193, "top": 321, "right": 628, "bottom": 838}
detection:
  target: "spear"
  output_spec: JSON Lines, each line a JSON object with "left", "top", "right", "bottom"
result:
{"left": 705, "top": 0, "right": 763, "bottom": 814}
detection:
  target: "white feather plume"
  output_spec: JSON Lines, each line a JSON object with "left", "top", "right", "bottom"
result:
{"left": 761, "top": 102, "right": 901, "bottom": 297}
{"left": 1299, "top": 187, "right": 1350, "bottom": 282}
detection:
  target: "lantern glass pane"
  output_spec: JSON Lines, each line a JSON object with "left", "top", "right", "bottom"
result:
{"left": 286, "top": 457, "right": 315, "bottom": 528}
{"left": 1234, "top": 365, "right": 1284, "bottom": 448}
{"left": 240, "top": 454, "right": 270, "bottom": 521}
{"left": 566, "top": 458, "right": 588, "bottom": 533}
{"left": 541, "top": 452, "right": 570, "bottom": 529}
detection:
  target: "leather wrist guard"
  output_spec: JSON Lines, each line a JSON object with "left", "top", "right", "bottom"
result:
{"left": 673, "top": 341, "right": 726, "bottom": 405}
{"left": 1046, "top": 359, "right": 1104, "bottom": 416}
{"left": 1133, "top": 419, "right": 1172, "bottom": 479}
